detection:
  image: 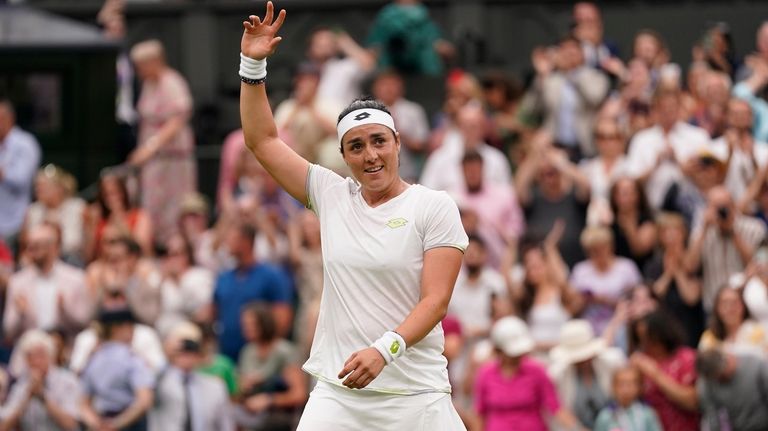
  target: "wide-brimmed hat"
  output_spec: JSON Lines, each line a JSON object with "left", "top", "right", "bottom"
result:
{"left": 491, "top": 316, "right": 534, "bottom": 357}
{"left": 550, "top": 319, "right": 605, "bottom": 364}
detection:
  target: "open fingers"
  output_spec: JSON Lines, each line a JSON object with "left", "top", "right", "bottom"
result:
{"left": 342, "top": 367, "right": 367, "bottom": 388}
{"left": 263, "top": 1, "right": 274, "bottom": 25}
{"left": 271, "top": 9, "right": 286, "bottom": 32}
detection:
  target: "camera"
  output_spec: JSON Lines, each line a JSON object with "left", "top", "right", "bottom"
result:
{"left": 717, "top": 206, "right": 729, "bottom": 220}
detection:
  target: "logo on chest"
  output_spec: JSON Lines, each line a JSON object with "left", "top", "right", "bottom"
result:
{"left": 385, "top": 217, "right": 408, "bottom": 229}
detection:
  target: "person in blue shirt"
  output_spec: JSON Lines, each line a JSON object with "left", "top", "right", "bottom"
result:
{"left": 213, "top": 222, "right": 292, "bottom": 361}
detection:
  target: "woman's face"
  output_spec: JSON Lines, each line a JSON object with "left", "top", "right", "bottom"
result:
{"left": 595, "top": 123, "right": 625, "bottom": 159}
{"left": 164, "top": 234, "right": 189, "bottom": 273}
{"left": 587, "top": 241, "right": 613, "bottom": 262}
{"left": 634, "top": 34, "right": 660, "bottom": 66}
{"left": 341, "top": 124, "right": 401, "bottom": 195}
{"left": 524, "top": 248, "right": 547, "bottom": 285}
{"left": 660, "top": 224, "right": 685, "bottom": 248}
{"left": 101, "top": 177, "right": 126, "bottom": 212}
{"left": 241, "top": 312, "right": 260, "bottom": 342}
{"left": 717, "top": 289, "right": 745, "bottom": 328}
{"left": 35, "top": 176, "right": 63, "bottom": 207}
{"left": 613, "top": 179, "right": 638, "bottom": 211}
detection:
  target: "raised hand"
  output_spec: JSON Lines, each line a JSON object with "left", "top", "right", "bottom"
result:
{"left": 241, "top": 1, "right": 286, "bottom": 60}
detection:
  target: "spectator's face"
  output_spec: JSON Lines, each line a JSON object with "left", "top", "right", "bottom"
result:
{"left": 653, "top": 95, "right": 680, "bottom": 128}
{"left": 180, "top": 212, "right": 207, "bottom": 235}
{"left": 100, "top": 177, "right": 126, "bottom": 212}
{"left": 586, "top": 241, "right": 612, "bottom": 261}
{"left": 613, "top": 368, "right": 641, "bottom": 407}
{"left": 34, "top": 176, "right": 64, "bottom": 207}
{"left": 173, "top": 351, "right": 200, "bottom": 372}
{"left": 163, "top": 235, "right": 189, "bottom": 275}
{"left": 341, "top": 124, "right": 401, "bottom": 194}
{"left": 225, "top": 228, "right": 249, "bottom": 259}
{"left": 727, "top": 99, "right": 753, "bottom": 132}
{"left": 704, "top": 73, "right": 730, "bottom": 105}
{"left": 293, "top": 74, "right": 320, "bottom": 104}
{"left": 660, "top": 224, "right": 685, "bottom": 249}
{"left": 134, "top": 57, "right": 164, "bottom": 81}
{"left": 692, "top": 158, "right": 723, "bottom": 189}
{"left": 557, "top": 40, "right": 584, "bottom": 70}
{"left": 0, "top": 106, "right": 14, "bottom": 139}
{"left": 464, "top": 240, "right": 486, "bottom": 272}
{"left": 523, "top": 248, "right": 547, "bottom": 285}
{"left": 299, "top": 210, "right": 321, "bottom": 245}
{"left": 26, "top": 227, "right": 57, "bottom": 269}
{"left": 594, "top": 123, "right": 625, "bottom": 158}
{"left": 462, "top": 159, "right": 484, "bottom": 192}
{"left": 241, "top": 311, "right": 260, "bottom": 342}
{"left": 612, "top": 179, "right": 638, "bottom": 211}
{"left": 308, "top": 30, "right": 337, "bottom": 62}
{"left": 573, "top": 2, "right": 601, "bottom": 26}
{"left": 536, "top": 162, "right": 561, "bottom": 190}
{"left": 372, "top": 75, "right": 403, "bottom": 106}
{"left": 634, "top": 34, "right": 660, "bottom": 66}
{"left": 458, "top": 107, "right": 486, "bottom": 148}
{"left": 626, "top": 59, "right": 651, "bottom": 88}
{"left": 716, "top": 289, "right": 746, "bottom": 329}
{"left": 25, "top": 345, "right": 50, "bottom": 375}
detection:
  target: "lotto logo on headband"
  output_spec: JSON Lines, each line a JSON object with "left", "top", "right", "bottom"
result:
{"left": 353, "top": 112, "right": 371, "bottom": 121}
{"left": 337, "top": 108, "right": 397, "bottom": 144}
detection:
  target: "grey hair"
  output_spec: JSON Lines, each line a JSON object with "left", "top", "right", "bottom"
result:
{"left": 17, "top": 329, "right": 55, "bottom": 359}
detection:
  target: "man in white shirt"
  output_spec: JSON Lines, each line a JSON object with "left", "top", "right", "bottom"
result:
{"left": 627, "top": 88, "right": 712, "bottom": 209}
{"left": 420, "top": 104, "right": 511, "bottom": 194}
{"left": 308, "top": 28, "right": 375, "bottom": 107}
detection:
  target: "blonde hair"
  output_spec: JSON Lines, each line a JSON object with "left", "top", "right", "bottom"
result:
{"left": 580, "top": 226, "right": 614, "bottom": 250}
{"left": 656, "top": 212, "right": 686, "bottom": 232}
{"left": 130, "top": 39, "right": 165, "bottom": 63}
{"left": 17, "top": 330, "right": 55, "bottom": 358}
{"left": 37, "top": 164, "right": 77, "bottom": 197}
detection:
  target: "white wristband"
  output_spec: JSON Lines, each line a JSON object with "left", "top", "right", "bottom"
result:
{"left": 371, "top": 331, "right": 406, "bottom": 365}
{"left": 239, "top": 53, "right": 267, "bottom": 80}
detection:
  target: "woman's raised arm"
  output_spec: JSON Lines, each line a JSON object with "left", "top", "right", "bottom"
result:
{"left": 240, "top": 2, "right": 310, "bottom": 206}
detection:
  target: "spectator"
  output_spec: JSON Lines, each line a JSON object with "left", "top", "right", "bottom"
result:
{"left": 287, "top": 210, "right": 323, "bottom": 360}
{"left": 128, "top": 39, "right": 197, "bottom": 244}
{"left": 3, "top": 224, "right": 90, "bottom": 342}
{"left": 626, "top": 88, "right": 711, "bottom": 209}
{"left": 234, "top": 303, "right": 307, "bottom": 431}
{"left": 698, "top": 286, "right": 768, "bottom": 356}
{"left": 480, "top": 72, "right": 525, "bottom": 160}
{"left": 522, "top": 36, "right": 610, "bottom": 159}
{"left": 742, "top": 246, "right": 768, "bottom": 325}
{"left": 154, "top": 233, "right": 214, "bottom": 337}
{"left": 212, "top": 223, "right": 292, "bottom": 361}
{"left": 515, "top": 136, "right": 591, "bottom": 268}
{"left": 685, "top": 186, "right": 765, "bottom": 310}
{"left": 83, "top": 173, "right": 153, "bottom": 262}
{"left": 609, "top": 177, "right": 657, "bottom": 269}
{"left": 601, "top": 285, "right": 659, "bottom": 354}
{"left": 688, "top": 70, "right": 731, "bottom": 138}
{"left": 0, "top": 99, "right": 41, "bottom": 247}
{"left": 571, "top": 2, "right": 620, "bottom": 72}
{"left": 196, "top": 324, "right": 238, "bottom": 397}
{"left": 429, "top": 71, "right": 483, "bottom": 152}
{"left": 696, "top": 348, "right": 768, "bottom": 431}
{"left": 366, "top": 0, "right": 454, "bottom": 76}
{"left": 453, "top": 150, "right": 524, "bottom": 267}
{"left": 593, "top": 366, "right": 663, "bottom": 431}
{"left": 80, "top": 308, "right": 155, "bottom": 431}
{"left": 371, "top": 71, "right": 430, "bottom": 182}
{"left": 701, "top": 23, "right": 739, "bottom": 77}
{"left": 0, "top": 330, "right": 80, "bottom": 430}
{"left": 628, "top": 310, "right": 699, "bottom": 431}
{"left": 644, "top": 213, "right": 705, "bottom": 348}
{"left": 548, "top": 319, "right": 626, "bottom": 429}
{"left": 660, "top": 149, "right": 727, "bottom": 227}
{"left": 631, "top": 29, "right": 676, "bottom": 87}
{"left": 473, "top": 316, "right": 581, "bottom": 431}
{"left": 150, "top": 322, "right": 234, "bottom": 431}
{"left": 175, "top": 192, "right": 218, "bottom": 271}
{"left": 306, "top": 27, "right": 375, "bottom": 107}
{"left": 448, "top": 235, "right": 506, "bottom": 340}
{"left": 420, "top": 104, "right": 511, "bottom": 195}
{"left": 24, "top": 165, "right": 85, "bottom": 265}
{"left": 733, "top": 22, "right": 768, "bottom": 142}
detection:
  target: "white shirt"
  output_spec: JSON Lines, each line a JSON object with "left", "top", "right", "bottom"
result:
{"left": 744, "top": 276, "right": 768, "bottom": 325}
{"left": 155, "top": 267, "right": 214, "bottom": 337}
{"left": 69, "top": 324, "right": 166, "bottom": 374}
{"left": 317, "top": 57, "right": 368, "bottom": 107}
{"left": 710, "top": 137, "right": 768, "bottom": 201}
{"left": 150, "top": 367, "right": 233, "bottom": 431}
{"left": 390, "top": 98, "right": 430, "bottom": 182}
{"left": 448, "top": 268, "right": 505, "bottom": 336}
{"left": 33, "top": 276, "right": 58, "bottom": 331}
{"left": 626, "top": 122, "right": 711, "bottom": 208}
{"left": 302, "top": 165, "right": 469, "bottom": 394}
{"left": 420, "top": 137, "right": 512, "bottom": 195}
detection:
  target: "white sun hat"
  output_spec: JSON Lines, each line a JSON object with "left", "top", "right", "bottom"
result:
{"left": 549, "top": 319, "right": 606, "bottom": 365}
{"left": 491, "top": 316, "right": 535, "bottom": 357}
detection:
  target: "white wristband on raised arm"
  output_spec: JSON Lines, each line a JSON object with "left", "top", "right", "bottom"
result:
{"left": 239, "top": 53, "right": 267, "bottom": 83}
{"left": 371, "top": 331, "right": 406, "bottom": 365}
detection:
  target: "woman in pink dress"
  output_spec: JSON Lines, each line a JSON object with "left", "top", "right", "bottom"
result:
{"left": 129, "top": 39, "right": 196, "bottom": 243}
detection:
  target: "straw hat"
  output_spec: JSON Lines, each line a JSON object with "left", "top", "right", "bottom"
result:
{"left": 491, "top": 316, "right": 535, "bottom": 357}
{"left": 550, "top": 320, "right": 605, "bottom": 365}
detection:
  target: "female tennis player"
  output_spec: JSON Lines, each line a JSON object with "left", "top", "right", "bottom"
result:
{"left": 239, "top": 2, "right": 468, "bottom": 430}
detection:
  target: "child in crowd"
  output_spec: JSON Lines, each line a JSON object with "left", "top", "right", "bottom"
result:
{"left": 594, "top": 366, "right": 662, "bottom": 431}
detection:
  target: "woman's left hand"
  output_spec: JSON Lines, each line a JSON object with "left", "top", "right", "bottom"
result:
{"left": 338, "top": 347, "right": 386, "bottom": 389}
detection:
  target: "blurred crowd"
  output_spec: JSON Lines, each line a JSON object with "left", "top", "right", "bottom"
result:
{"left": 2, "top": 0, "right": 768, "bottom": 430}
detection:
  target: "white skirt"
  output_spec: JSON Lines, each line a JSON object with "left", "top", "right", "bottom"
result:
{"left": 296, "top": 381, "right": 466, "bottom": 431}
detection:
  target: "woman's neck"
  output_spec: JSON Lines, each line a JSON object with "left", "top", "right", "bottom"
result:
{"left": 361, "top": 179, "right": 408, "bottom": 207}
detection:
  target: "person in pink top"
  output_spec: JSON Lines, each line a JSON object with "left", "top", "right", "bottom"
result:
{"left": 474, "top": 316, "right": 582, "bottom": 431}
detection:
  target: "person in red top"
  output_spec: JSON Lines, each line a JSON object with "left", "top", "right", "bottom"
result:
{"left": 629, "top": 310, "right": 700, "bottom": 430}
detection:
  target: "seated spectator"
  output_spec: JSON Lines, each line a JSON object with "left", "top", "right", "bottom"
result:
{"left": 428, "top": 71, "right": 483, "bottom": 152}
{"left": 733, "top": 22, "right": 768, "bottom": 142}
{"left": 480, "top": 71, "right": 525, "bottom": 159}
{"left": 0, "top": 330, "right": 80, "bottom": 430}
{"left": 3, "top": 223, "right": 90, "bottom": 342}
{"left": 176, "top": 192, "right": 220, "bottom": 272}
{"left": 0, "top": 99, "right": 41, "bottom": 248}
{"left": 453, "top": 150, "right": 524, "bottom": 267}
{"left": 688, "top": 70, "right": 731, "bottom": 138}
{"left": 371, "top": 71, "right": 430, "bottom": 182}
{"left": 698, "top": 286, "right": 768, "bottom": 356}
{"left": 661, "top": 149, "right": 726, "bottom": 227}
{"left": 628, "top": 310, "right": 699, "bottom": 430}
{"left": 603, "top": 284, "right": 659, "bottom": 353}
{"left": 571, "top": 226, "right": 642, "bottom": 335}
{"left": 548, "top": 320, "right": 626, "bottom": 429}
{"left": 686, "top": 186, "right": 766, "bottom": 311}
{"left": 696, "top": 348, "right": 768, "bottom": 431}
{"left": 154, "top": 233, "right": 214, "bottom": 337}
{"left": 197, "top": 324, "right": 239, "bottom": 397}
{"left": 515, "top": 136, "right": 591, "bottom": 267}
{"left": 80, "top": 308, "right": 155, "bottom": 431}
{"left": 234, "top": 303, "right": 307, "bottom": 431}
{"left": 150, "top": 322, "right": 233, "bottom": 431}
{"left": 643, "top": 213, "right": 705, "bottom": 348}
{"left": 593, "top": 366, "right": 663, "bottom": 431}
{"left": 24, "top": 164, "right": 85, "bottom": 265}
{"left": 580, "top": 118, "right": 629, "bottom": 225}
{"left": 609, "top": 177, "right": 657, "bottom": 270}
{"left": 83, "top": 173, "right": 152, "bottom": 261}
{"left": 212, "top": 223, "right": 292, "bottom": 361}
{"left": 421, "top": 104, "right": 511, "bottom": 195}
{"left": 473, "top": 316, "right": 581, "bottom": 431}
{"left": 631, "top": 29, "right": 675, "bottom": 87}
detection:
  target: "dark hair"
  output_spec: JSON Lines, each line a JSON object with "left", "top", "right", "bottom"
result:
{"left": 630, "top": 309, "right": 685, "bottom": 354}
{"left": 113, "top": 236, "right": 142, "bottom": 257}
{"left": 696, "top": 348, "right": 727, "bottom": 380}
{"left": 336, "top": 97, "right": 395, "bottom": 152}
{"left": 461, "top": 150, "right": 484, "bottom": 165}
{"left": 480, "top": 71, "right": 523, "bottom": 104}
{"left": 517, "top": 238, "right": 546, "bottom": 318}
{"left": 609, "top": 177, "right": 653, "bottom": 221}
{"left": 233, "top": 223, "right": 258, "bottom": 246}
{"left": 97, "top": 174, "right": 132, "bottom": 219}
{"left": 710, "top": 286, "right": 750, "bottom": 340}
{"left": 242, "top": 302, "right": 277, "bottom": 343}
{"left": 467, "top": 234, "right": 486, "bottom": 249}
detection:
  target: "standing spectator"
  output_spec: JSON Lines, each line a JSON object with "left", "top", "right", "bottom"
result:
{"left": 685, "top": 186, "right": 765, "bottom": 310}
{"left": 609, "top": 177, "right": 657, "bottom": 269}
{"left": 480, "top": 72, "right": 525, "bottom": 159}
{"left": 733, "top": 22, "right": 768, "bottom": 142}
{"left": 128, "top": 39, "right": 196, "bottom": 244}
{"left": 150, "top": 322, "right": 234, "bottom": 431}
{"left": 522, "top": 36, "right": 609, "bottom": 159}
{"left": 593, "top": 366, "right": 663, "bottom": 431}
{"left": 366, "top": 0, "right": 454, "bottom": 76}
{"left": 473, "top": 316, "right": 581, "bottom": 431}
{"left": 571, "top": 226, "right": 642, "bottom": 335}
{"left": 626, "top": 88, "right": 711, "bottom": 209}
{"left": 3, "top": 224, "right": 90, "bottom": 342}
{"left": 696, "top": 349, "right": 768, "bottom": 431}
{"left": 572, "top": 2, "right": 620, "bottom": 71}
{"left": 0, "top": 99, "right": 41, "bottom": 247}
{"left": 287, "top": 210, "right": 323, "bottom": 360}
{"left": 371, "top": 71, "right": 430, "bottom": 182}
{"left": 660, "top": 150, "right": 726, "bottom": 227}
{"left": 80, "top": 308, "right": 155, "bottom": 431}
{"left": 698, "top": 287, "right": 768, "bottom": 356}
{"left": 629, "top": 310, "right": 699, "bottom": 431}
{"left": 212, "top": 223, "right": 292, "bottom": 361}
{"left": 0, "top": 330, "right": 81, "bottom": 430}
{"left": 429, "top": 71, "right": 483, "bottom": 152}
{"left": 643, "top": 213, "right": 704, "bottom": 348}
{"left": 688, "top": 71, "right": 731, "bottom": 138}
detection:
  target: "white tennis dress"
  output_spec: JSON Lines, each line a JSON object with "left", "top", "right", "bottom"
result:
{"left": 297, "top": 164, "right": 468, "bottom": 430}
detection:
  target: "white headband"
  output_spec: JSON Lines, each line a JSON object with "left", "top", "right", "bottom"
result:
{"left": 337, "top": 109, "right": 397, "bottom": 144}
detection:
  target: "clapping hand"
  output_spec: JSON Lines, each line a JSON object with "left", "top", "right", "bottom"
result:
{"left": 241, "top": 2, "right": 286, "bottom": 61}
